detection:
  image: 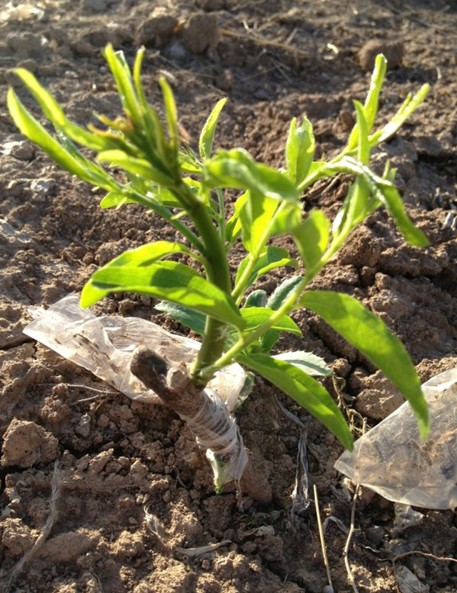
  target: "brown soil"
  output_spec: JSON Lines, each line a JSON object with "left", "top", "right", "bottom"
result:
{"left": 1, "top": 1, "right": 457, "bottom": 592}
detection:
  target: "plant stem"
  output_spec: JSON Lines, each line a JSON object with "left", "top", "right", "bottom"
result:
{"left": 175, "top": 183, "right": 233, "bottom": 385}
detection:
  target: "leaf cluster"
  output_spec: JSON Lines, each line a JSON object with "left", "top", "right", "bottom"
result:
{"left": 8, "top": 45, "right": 431, "bottom": 448}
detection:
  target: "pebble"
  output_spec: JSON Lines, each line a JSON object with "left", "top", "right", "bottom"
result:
{"left": 365, "top": 525, "right": 385, "bottom": 546}
{"left": 75, "top": 413, "right": 92, "bottom": 438}
{"left": 2, "top": 141, "right": 35, "bottom": 161}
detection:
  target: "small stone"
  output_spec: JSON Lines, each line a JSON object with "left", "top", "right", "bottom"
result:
{"left": 136, "top": 9, "right": 178, "bottom": 47}
{"left": 365, "top": 525, "right": 385, "bottom": 546}
{"left": 181, "top": 13, "right": 219, "bottom": 54}
{"left": 75, "top": 413, "right": 92, "bottom": 438}
{"left": 30, "top": 178, "right": 56, "bottom": 194}
{"left": 2, "top": 419, "right": 59, "bottom": 468}
{"left": 2, "top": 141, "right": 35, "bottom": 161}
{"left": 358, "top": 40, "right": 404, "bottom": 72}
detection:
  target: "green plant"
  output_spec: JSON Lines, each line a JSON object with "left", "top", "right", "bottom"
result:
{"left": 8, "top": 45, "right": 430, "bottom": 491}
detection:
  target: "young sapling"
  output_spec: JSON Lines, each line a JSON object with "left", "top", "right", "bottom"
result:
{"left": 8, "top": 46, "right": 431, "bottom": 500}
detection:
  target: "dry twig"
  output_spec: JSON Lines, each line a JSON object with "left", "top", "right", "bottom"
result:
{"left": 1, "top": 460, "right": 62, "bottom": 592}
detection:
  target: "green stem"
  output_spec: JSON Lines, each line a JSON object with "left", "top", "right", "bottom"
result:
{"left": 174, "top": 183, "right": 232, "bottom": 385}
{"left": 201, "top": 257, "right": 329, "bottom": 382}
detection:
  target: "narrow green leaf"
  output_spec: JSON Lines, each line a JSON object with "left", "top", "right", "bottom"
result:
{"left": 99, "top": 241, "right": 198, "bottom": 268}
{"left": 240, "top": 307, "right": 302, "bottom": 335}
{"left": 225, "top": 191, "right": 247, "bottom": 244}
{"left": 239, "top": 353, "right": 353, "bottom": 449}
{"left": 347, "top": 54, "right": 386, "bottom": 150}
{"left": 199, "top": 98, "right": 227, "bottom": 159}
{"left": 273, "top": 351, "right": 332, "bottom": 377}
{"left": 155, "top": 301, "right": 206, "bottom": 335}
{"left": 293, "top": 210, "right": 330, "bottom": 270}
{"left": 353, "top": 100, "right": 370, "bottom": 165}
{"left": 378, "top": 184, "right": 430, "bottom": 247}
{"left": 285, "top": 116, "right": 315, "bottom": 184}
{"left": 103, "top": 45, "right": 143, "bottom": 127}
{"left": 97, "top": 150, "right": 174, "bottom": 186}
{"left": 7, "top": 89, "right": 118, "bottom": 191}
{"left": 266, "top": 275, "right": 304, "bottom": 310}
{"left": 81, "top": 261, "right": 244, "bottom": 329}
{"left": 369, "top": 83, "right": 430, "bottom": 147}
{"left": 300, "top": 290, "right": 429, "bottom": 438}
{"left": 159, "top": 77, "right": 179, "bottom": 153}
{"left": 12, "top": 68, "right": 66, "bottom": 127}
{"left": 362, "top": 53, "right": 387, "bottom": 131}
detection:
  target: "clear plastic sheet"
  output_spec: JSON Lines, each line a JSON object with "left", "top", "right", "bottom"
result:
{"left": 23, "top": 294, "right": 246, "bottom": 411}
{"left": 335, "top": 368, "right": 457, "bottom": 509}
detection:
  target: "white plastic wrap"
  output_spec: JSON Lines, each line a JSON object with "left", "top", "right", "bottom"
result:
{"left": 335, "top": 368, "right": 457, "bottom": 509}
{"left": 23, "top": 294, "right": 247, "bottom": 411}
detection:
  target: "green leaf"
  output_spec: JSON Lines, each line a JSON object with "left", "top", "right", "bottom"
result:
{"left": 300, "top": 290, "right": 429, "bottom": 438}
{"left": 225, "top": 191, "right": 247, "bottom": 244}
{"left": 97, "top": 150, "right": 174, "bottom": 186}
{"left": 362, "top": 53, "right": 387, "bottom": 132}
{"left": 159, "top": 77, "right": 179, "bottom": 153}
{"left": 285, "top": 116, "right": 315, "bottom": 184}
{"left": 269, "top": 201, "right": 302, "bottom": 235}
{"left": 239, "top": 353, "right": 353, "bottom": 449}
{"left": 369, "top": 83, "right": 430, "bottom": 147}
{"left": 235, "top": 247, "right": 296, "bottom": 289}
{"left": 7, "top": 89, "right": 118, "bottom": 191}
{"left": 199, "top": 98, "right": 227, "bottom": 159}
{"left": 81, "top": 260, "right": 244, "bottom": 329}
{"left": 205, "top": 148, "right": 299, "bottom": 201}
{"left": 266, "top": 275, "right": 304, "bottom": 310}
{"left": 103, "top": 45, "right": 142, "bottom": 127}
{"left": 293, "top": 210, "right": 330, "bottom": 271}
{"left": 12, "top": 68, "right": 111, "bottom": 152}
{"left": 347, "top": 54, "right": 386, "bottom": 151}
{"left": 102, "top": 241, "right": 199, "bottom": 267}
{"left": 353, "top": 100, "right": 370, "bottom": 165}
{"left": 273, "top": 351, "right": 332, "bottom": 377}
{"left": 240, "top": 307, "right": 302, "bottom": 335}
{"left": 100, "top": 191, "right": 135, "bottom": 209}
{"left": 378, "top": 183, "right": 429, "bottom": 247}
{"left": 155, "top": 301, "right": 206, "bottom": 335}
{"left": 239, "top": 192, "right": 279, "bottom": 253}
{"left": 244, "top": 289, "right": 267, "bottom": 308}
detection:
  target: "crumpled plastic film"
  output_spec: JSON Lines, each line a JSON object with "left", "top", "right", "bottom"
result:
{"left": 23, "top": 294, "right": 247, "bottom": 411}
{"left": 335, "top": 367, "right": 457, "bottom": 509}
{"left": 182, "top": 388, "right": 248, "bottom": 489}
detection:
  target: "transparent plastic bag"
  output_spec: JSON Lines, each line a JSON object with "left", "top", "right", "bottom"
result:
{"left": 335, "top": 368, "right": 457, "bottom": 509}
{"left": 23, "top": 294, "right": 247, "bottom": 411}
